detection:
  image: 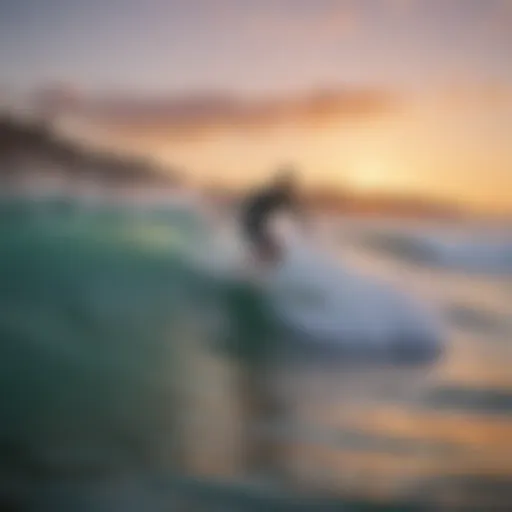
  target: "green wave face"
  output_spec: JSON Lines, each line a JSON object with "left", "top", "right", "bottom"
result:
{"left": 0, "top": 197, "right": 277, "bottom": 477}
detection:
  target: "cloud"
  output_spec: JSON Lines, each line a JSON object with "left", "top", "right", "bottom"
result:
{"left": 308, "top": 5, "right": 360, "bottom": 41}
{"left": 435, "top": 82, "right": 512, "bottom": 110}
{"left": 224, "top": 1, "right": 360, "bottom": 46}
{"left": 50, "top": 87, "right": 398, "bottom": 142}
{"left": 386, "top": 0, "right": 416, "bottom": 15}
{"left": 483, "top": 0, "right": 512, "bottom": 35}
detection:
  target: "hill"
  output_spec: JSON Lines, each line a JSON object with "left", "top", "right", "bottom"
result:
{"left": 0, "top": 115, "right": 178, "bottom": 192}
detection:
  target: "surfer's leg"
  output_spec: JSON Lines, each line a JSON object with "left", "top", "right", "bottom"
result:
{"left": 251, "top": 225, "right": 280, "bottom": 264}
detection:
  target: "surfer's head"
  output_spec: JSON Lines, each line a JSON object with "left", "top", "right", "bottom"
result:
{"left": 274, "top": 165, "right": 298, "bottom": 191}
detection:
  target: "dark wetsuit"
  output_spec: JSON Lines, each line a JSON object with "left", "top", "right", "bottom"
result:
{"left": 241, "top": 185, "right": 299, "bottom": 260}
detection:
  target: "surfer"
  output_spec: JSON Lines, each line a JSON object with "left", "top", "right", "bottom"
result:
{"left": 233, "top": 166, "right": 307, "bottom": 483}
{"left": 240, "top": 166, "right": 306, "bottom": 266}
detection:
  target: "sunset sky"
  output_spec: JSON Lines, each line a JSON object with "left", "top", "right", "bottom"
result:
{"left": 1, "top": 0, "right": 511, "bottom": 212}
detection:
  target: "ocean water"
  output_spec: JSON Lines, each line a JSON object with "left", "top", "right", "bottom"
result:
{"left": 0, "top": 195, "right": 511, "bottom": 510}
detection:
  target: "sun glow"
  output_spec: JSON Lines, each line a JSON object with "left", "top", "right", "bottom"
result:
{"left": 349, "top": 159, "right": 394, "bottom": 193}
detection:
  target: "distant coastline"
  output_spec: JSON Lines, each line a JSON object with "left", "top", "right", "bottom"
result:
{"left": 0, "top": 114, "right": 179, "bottom": 196}
{"left": 0, "top": 114, "right": 505, "bottom": 221}
{"left": 202, "top": 184, "right": 465, "bottom": 221}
